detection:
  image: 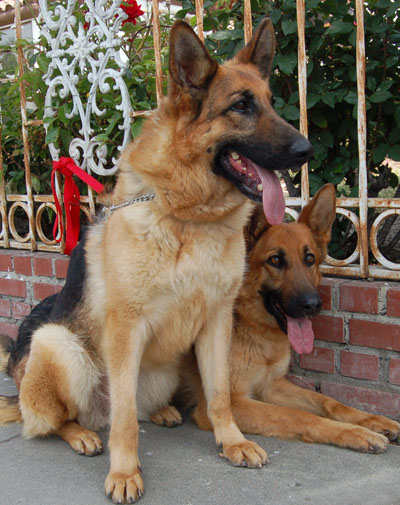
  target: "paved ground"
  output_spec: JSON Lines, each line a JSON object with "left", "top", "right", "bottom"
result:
{"left": 1, "top": 372, "right": 400, "bottom": 505}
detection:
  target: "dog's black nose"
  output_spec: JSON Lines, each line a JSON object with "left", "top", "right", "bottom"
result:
{"left": 298, "top": 292, "right": 321, "bottom": 315}
{"left": 289, "top": 138, "right": 313, "bottom": 164}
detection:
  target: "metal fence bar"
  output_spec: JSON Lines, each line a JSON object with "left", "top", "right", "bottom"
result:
{"left": 243, "top": 0, "right": 252, "bottom": 43}
{"left": 296, "top": 0, "right": 309, "bottom": 208}
{"left": 355, "top": 0, "right": 369, "bottom": 278}
{"left": 15, "top": 0, "right": 36, "bottom": 250}
{"left": 152, "top": 0, "right": 163, "bottom": 106}
{"left": 195, "top": 0, "right": 204, "bottom": 42}
{"left": 0, "top": 128, "right": 10, "bottom": 248}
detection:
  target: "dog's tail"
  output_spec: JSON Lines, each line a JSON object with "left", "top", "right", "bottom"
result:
{"left": 0, "top": 335, "right": 22, "bottom": 425}
{"left": 0, "top": 335, "right": 10, "bottom": 373}
{"left": 0, "top": 395, "right": 22, "bottom": 424}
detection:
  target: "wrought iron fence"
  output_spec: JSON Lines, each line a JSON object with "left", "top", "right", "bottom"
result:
{"left": 0, "top": 0, "right": 399, "bottom": 280}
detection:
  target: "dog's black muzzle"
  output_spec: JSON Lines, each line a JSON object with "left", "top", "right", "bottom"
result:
{"left": 261, "top": 287, "right": 321, "bottom": 334}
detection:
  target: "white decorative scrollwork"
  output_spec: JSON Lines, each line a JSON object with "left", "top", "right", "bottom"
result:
{"left": 38, "top": 0, "right": 132, "bottom": 175}
{"left": 285, "top": 207, "right": 299, "bottom": 222}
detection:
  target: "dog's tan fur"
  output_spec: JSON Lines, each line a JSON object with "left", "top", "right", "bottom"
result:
{"left": 189, "top": 184, "right": 400, "bottom": 452}
{"left": 0, "top": 18, "right": 316, "bottom": 504}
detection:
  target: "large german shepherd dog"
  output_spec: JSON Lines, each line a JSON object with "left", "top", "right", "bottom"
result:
{"left": 188, "top": 184, "right": 400, "bottom": 451}
{"left": 0, "top": 19, "right": 313, "bottom": 503}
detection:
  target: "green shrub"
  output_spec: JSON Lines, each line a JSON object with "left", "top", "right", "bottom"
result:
{"left": 1, "top": 0, "right": 399, "bottom": 260}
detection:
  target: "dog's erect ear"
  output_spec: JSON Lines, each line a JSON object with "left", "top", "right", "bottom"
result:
{"left": 234, "top": 17, "right": 275, "bottom": 78}
{"left": 169, "top": 20, "right": 218, "bottom": 99}
{"left": 298, "top": 184, "right": 336, "bottom": 258}
{"left": 244, "top": 204, "right": 270, "bottom": 254}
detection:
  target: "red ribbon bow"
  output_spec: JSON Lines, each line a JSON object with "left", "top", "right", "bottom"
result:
{"left": 51, "top": 157, "right": 104, "bottom": 255}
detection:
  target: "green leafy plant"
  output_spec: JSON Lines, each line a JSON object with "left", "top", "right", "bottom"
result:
{"left": 0, "top": 35, "right": 51, "bottom": 194}
{"left": 1, "top": 0, "right": 399, "bottom": 260}
{"left": 176, "top": 0, "right": 400, "bottom": 261}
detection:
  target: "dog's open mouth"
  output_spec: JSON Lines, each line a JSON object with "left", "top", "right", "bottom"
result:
{"left": 262, "top": 292, "right": 315, "bottom": 354}
{"left": 218, "top": 150, "right": 286, "bottom": 225}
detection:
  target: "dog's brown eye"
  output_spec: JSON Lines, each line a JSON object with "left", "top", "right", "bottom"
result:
{"left": 232, "top": 100, "right": 248, "bottom": 112}
{"left": 305, "top": 253, "right": 315, "bottom": 266}
{"left": 267, "top": 255, "right": 282, "bottom": 268}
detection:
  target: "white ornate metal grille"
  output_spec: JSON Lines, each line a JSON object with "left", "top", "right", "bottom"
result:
{"left": 39, "top": 0, "right": 132, "bottom": 176}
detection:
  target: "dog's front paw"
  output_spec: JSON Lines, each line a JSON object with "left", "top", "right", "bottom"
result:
{"left": 359, "top": 416, "right": 400, "bottom": 444}
{"left": 105, "top": 470, "right": 144, "bottom": 504}
{"left": 340, "top": 426, "right": 389, "bottom": 454}
{"left": 220, "top": 440, "right": 268, "bottom": 469}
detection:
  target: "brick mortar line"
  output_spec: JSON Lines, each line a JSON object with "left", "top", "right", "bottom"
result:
{"left": 331, "top": 278, "right": 341, "bottom": 311}
{"left": 0, "top": 315, "right": 21, "bottom": 326}
{"left": 378, "top": 284, "right": 390, "bottom": 315}
{"left": 0, "top": 270, "right": 65, "bottom": 283}
{"left": 381, "top": 355, "right": 391, "bottom": 384}
{"left": 318, "top": 309, "right": 400, "bottom": 325}
{"left": 289, "top": 367, "right": 400, "bottom": 394}
{"left": 312, "top": 339, "right": 400, "bottom": 357}
{"left": 298, "top": 341, "right": 400, "bottom": 382}
{"left": 320, "top": 276, "right": 399, "bottom": 286}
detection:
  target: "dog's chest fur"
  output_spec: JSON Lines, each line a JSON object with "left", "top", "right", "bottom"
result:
{"left": 144, "top": 235, "right": 244, "bottom": 364}
{"left": 230, "top": 322, "right": 291, "bottom": 398}
{"left": 86, "top": 203, "right": 249, "bottom": 366}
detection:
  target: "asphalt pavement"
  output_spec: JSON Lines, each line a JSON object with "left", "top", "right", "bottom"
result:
{"left": 1, "top": 372, "right": 400, "bottom": 505}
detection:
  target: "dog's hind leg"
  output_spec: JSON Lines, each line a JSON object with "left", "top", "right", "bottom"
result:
{"left": 265, "top": 378, "right": 400, "bottom": 443}
{"left": 19, "top": 323, "right": 103, "bottom": 456}
{"left": 230, "top": 394, "right": 389, "bottom": 453}
{"left": 150, "top": 405, "right": 182, "bottom": 428}
{"left": 137, "top": 364, "right": 183, "bottom": 428}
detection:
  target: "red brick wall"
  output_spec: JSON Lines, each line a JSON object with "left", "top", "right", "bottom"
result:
{"left": 1, "top": 249, "right": 399, "bottom": 419}
{"left": 290, "top": 277, "right": 400, "bottom": 419}
{"left": 0, "top": 249, "right": 68, "bottom": 339}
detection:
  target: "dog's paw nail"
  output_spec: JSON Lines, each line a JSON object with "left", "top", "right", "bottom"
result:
{"left": 386, "top": 432, "right": 398, "bottom": 442}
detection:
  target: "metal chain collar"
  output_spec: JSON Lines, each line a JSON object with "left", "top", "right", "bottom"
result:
{"left": 102, "top": 193, "right": 155, "bottom": 216}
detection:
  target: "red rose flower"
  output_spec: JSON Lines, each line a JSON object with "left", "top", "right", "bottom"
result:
{"left": 120, "top": 0, "right": 144, "bottom": 26}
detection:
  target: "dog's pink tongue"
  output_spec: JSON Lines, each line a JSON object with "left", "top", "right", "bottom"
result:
{"left": 287, "top": 316, "right": 315, "bottom": 354}
{"left": 253, "top": 164, "right": 286, "bottom": 225}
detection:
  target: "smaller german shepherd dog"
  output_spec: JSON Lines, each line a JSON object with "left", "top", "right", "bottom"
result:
{"left": 189, "top": 183, "right": 400, "bottom": 451}
{"left": 0, "top": 18, "right": 313, "bottom": 504}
